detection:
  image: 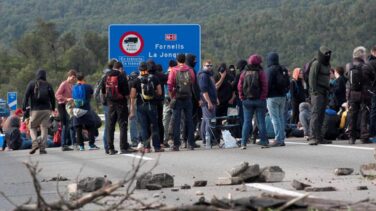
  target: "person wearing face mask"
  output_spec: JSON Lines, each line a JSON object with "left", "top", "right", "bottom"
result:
{"left": 308, "top": 46, "right": 333, "bottom": 145}
{"left": 198, "top": 60, "right": 218, "bottom": 149}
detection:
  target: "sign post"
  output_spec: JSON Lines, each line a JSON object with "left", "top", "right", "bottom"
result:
{"left": 7, "top": 92, "right": 17, "bottom": 111}
{"left": 109, "top": 24, "right": 201, "bottom": 74}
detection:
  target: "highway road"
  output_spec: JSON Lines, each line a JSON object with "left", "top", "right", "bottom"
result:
{"left": 0, "top": 136, "right": 375, "bottom": 210}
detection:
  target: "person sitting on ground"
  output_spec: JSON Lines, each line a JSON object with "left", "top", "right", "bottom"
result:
{"left": 299, "top": 102, "right": 311, "bottom": 140}
{"left": 2, "top": 108, "right": 24, "bottom": 150}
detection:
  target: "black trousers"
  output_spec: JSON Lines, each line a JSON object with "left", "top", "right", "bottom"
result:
{"left": 215, "top": 103, "right": 229, "bottom": 142}
{"left": 76, "top": 125, "right": 95, "bottom": 146}
{"left": 107, "top": 102, "right": 129, "bottom": 151}
{"left": 348, "top": 100, "right": 370, "bottom": 140}
{"left": 309, "top": 94, "right": 327, "bottom": 141}
{"left": 156, "top": 102, "right": 164, "bottom": 144}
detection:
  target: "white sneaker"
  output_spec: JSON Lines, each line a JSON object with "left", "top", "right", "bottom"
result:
{"left": 137, "top": 143, "right": 144, "bottom": 150}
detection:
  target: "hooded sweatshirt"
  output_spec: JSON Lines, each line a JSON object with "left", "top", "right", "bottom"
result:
{"left": 185, "top": 54, "right": 200, "bottom": 102}
{"left": 266, "top": 52, "right": 286, "bottom": 97}
{"left": 308, "top": 46, "right": 332, "bottom": 95}
{"left": 22, "top": 69, "right": 56, "bottom": 111}
{"left": 167, "top": 64, "right": 195, "bottom": 99}
{"left": 198, "top": 69, "right": 217, "bottom": 106}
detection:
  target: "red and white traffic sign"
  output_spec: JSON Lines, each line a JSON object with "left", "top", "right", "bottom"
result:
{"left": 119, "top": 31, "right": 144, "bottom": 56}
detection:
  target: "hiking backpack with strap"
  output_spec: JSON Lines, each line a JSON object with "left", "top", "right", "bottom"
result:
{"left": 303, "top": 58, "right": 317, "bottom": 90}
{"left": 175, "top": 69, "right": 192, "bottom": 99}
{"left": 34, "top": 80, "right": 50, "bottom": 103}
{"left": 349, "top": 63, "right": 363, "bottom": 91}
{"left": 242, "top": 70, "right": 261, "bottom": 99}
{"left": 140, "top": 75, "right": 156, "bottom": 101}
{"left": 72, "top": 83, "right": 86, "bottom": 108}
{"left": 105, "top": 75, "right": 124, "bottom": 101}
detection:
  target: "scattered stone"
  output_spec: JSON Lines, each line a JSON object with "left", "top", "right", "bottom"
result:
{"left": 78, "top": 177, "right": 110, "bottom": 192}
{"left": 162, "top": 195, "right": 166, "bottom": 199}
{"left": 136, "top": 173, "right": 174, "bottom": 189}
{"left": 146, "top": 184, "right": 162, "bottom": 191}
{"left": 50, "top": 176, "right": 69, "bottom": 181}
{"left": 196, "top": 191, "right": 204, "bottom": 196}
{"left": 198, "top": 196, "right": 205, "bottom": 203}
{"left": 227, "top": 162, "right": 249, "bottom": 177}
{"left": 258, "top": 166, "right": 285, "bottom": 182}
{"left": 176, "top": 197, "right": 180, "bottom": 201}
{"left": 181, "top": 184, "right": 191, "bottom": 189}
{"left": 41, "top": 179, "right": 47, "bottom": 182}
{"left": 357, "top": 186, "right": 368, "bottom": 190}
{"left": 171, "top": 188, "right": 179, "bottom": 192}
{"left": 238, "top": 164, "right": 260, "bottom": 181}
{"left": 334, "top": 168, "right": 354, "bottom": 176}
{"left": 291, "top": 180, "right": 311, "bottom": 190}
{"left": 153, "top": 193, "right": 160, "bottom": 198}
{"left": 193, "top": 180, "right": 207, "bottom": 187}
{"left": 216, "top": 177, "right": 242, "bottom": 186}
{"left": 360, "top": 163, "right": 376, "bottom": 179}
{"left": 235, "top": 185, "right": 247, "bottom": 192}
{"left": 305, "top": 186, "right": 336, "bottom": 192}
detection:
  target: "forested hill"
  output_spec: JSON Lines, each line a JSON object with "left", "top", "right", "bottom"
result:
{"left": 0, "top": 0, "right": 375, "bottom": 100}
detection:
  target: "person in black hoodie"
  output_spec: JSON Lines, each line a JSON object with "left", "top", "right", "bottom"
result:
{"left": 23, "top": 69, "right": 56, "bottom": 154}
{"left": 364, "top": 45, "right": 376, "bottom": 142}
{"left": 290, "top": 68, "right": 306, "bottom": 124}
{"left": 333, "top": 66, "right": 347, "bottom": 112}
{"left": 101, "top": 62, "right": 135, "bottom": 155}
{"left": 235, "top": 60, "right": 248, "bottom": 127}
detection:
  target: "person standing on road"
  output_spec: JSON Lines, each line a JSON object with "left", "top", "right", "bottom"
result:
{"left": 101, "top": 62, "right": 135, "bottom": 155}
{"left": 308, "top": 46, "right": 332, "bottom": 145}
{"left": 167, "top": 54, "right": 196, "bottom": 151}
{"left": 238, "top": 54, "right": 269, "bottom": 149}
{"left": 198, "top": 60, "right": 218, "bottom": 149}
{"left": 366, "top": 46, "right": 376, "bottom": 143}
{"left": 266, "top": 52, "right": 290, "bottom": 147}
{"left": 129, "top": 62, "right": 164, "bottom": 153}
{"left": 23, "top": 69, "right": 56, "bottom": 154}
{"left": 55, "top": 69, "right": 77, "bottom": 151}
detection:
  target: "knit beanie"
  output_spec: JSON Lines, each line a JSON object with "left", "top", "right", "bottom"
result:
{"left": 248, "top": 54, "right": 262, "bottom": 65}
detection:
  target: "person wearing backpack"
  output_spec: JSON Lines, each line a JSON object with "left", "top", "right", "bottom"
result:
{"left": 129, "top": 62, "right": 164, "bottom": 153}
{"left": 101, "top": 62, "right": 135, "bottom": 155}
{"left": 55, "top": 69, "right": 77, "bottom": 151}
{"left": 72, "top": 72, "right": 100, "bottom": 151}
{"left": 366, "top": 46, "right": 376, "bottom": 143}
{"left": 238, "top": 54, "right": 269, "bottom": 149}
{"left": 198, "top": 59, "right": 218, "bottom": 149}
{"left": 22, "top": 69, "right": 56, "bottom": 154}
{"left": 308, "top": 46, "right": 332, "bottom": 145}
{"left": 345, "top": 46, "right": 372, "bottom": 144}
{"left": 266, "top": 52, "right": 290, "bottom": 147}
{"left": 167, "top": 53, "right": 196, "bottom": 151}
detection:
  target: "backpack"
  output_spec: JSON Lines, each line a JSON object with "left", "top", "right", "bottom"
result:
{"left": 140, "top": 75, "right": 156, "bottom": 101}
{"left": 275, "top": 66, "right": 290, "bottom": 94}
{"left": 349, "top": 63, "right": 363, "bottom": 91}
{"left": 34, "top": 80, "right": 50, "bottom": 103}
{"left": 242, "top": 70, "right": 261, "bottom": 99}
{"left": 105, "top": 75, "right": 124, "bottom": 100}
{"left": 303, "top": 58, "right": 317, "bottom": 89}
{"left": 72, "top": 83, "right": 86, "bottom": 108}
{"left": 175, "top": 69, "right": 192, "bottom": 99}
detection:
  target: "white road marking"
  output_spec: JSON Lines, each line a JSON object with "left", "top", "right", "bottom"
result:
{"left": 246, "top": 183, "right": 317, "bottom": 198}
{"left": 285, "top": 142, "right": 375, "bottom": 151}
{"left": 122, "top": 154, "right": 154, "bottom": 160}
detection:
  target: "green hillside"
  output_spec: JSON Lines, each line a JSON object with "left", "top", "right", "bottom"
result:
{"left": 0, "top": 0, "right": 374, "bottom": 101}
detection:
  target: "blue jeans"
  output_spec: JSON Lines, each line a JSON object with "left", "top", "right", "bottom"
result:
{"left": 200, "top": 105, "right": 216, "bottom": 148}
{"left": 267, "top": 97, "right": 286, "bottom": 143}
{"left": 242, "top": 99, "right": 267, "bottom": 146}
{"left": 172, "top": 98, "right": 194, "bottom": 147}
{"left": 130, "top": 107, "right": 141, "bottom": 144}
{"left": 137, "top": 103, "right": 161, "bottom": 150}
{"left": 102, "top": 105, "right": 109, "bottom": 151}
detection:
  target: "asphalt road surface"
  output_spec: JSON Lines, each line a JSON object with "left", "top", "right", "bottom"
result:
{"left": 0, "top": 135, "right": 375, "bottom": 210}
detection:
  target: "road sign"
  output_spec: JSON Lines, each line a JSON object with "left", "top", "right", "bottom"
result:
{"left": 109, "top": 24, "right": 201, "bottom": 74}
{"left": 7, "top": 92, "right": 17, "bottom": 111}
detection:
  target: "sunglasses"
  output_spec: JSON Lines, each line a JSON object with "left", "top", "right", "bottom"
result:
{"left": 205, "top": 64, "right": 213, "bottom": 67}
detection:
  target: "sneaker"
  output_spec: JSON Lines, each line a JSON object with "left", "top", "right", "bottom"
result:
{"left": 188, "top": 145, "right": 195, "bottom": 150}
{"left": 308, "top": 139, "right": 318, "bottom": 145}
{"left": 62, "top": 146, "right": 74, "bottom": 151}
{"left": 256, "top": 141, "right": 269, "bottom": 146}
{"left": 79, "top": 146, "right": 85, "bottom": 151}
{"left": 137, "top": 143, "right": 144, "bottom": 150}
{"left": 39, "top": 149, "right": 47, "bottom": 154}
{"left": 269, "top": 141, "right": 284, "bottom": 147}
{"left": 108, "top": 149, "right": 118, "bottom": 155}
{"left": 154, "top": 148, "right": 165, "bottom": 153}
{"left": 29, "top": 146, "right": 39, "bottom": 155}
{"left": 320, "top": 139, "right": 332, "bottom": 144}
{"left": 171, "top": 146, "right": 180, "bottom": 151}
{"left": 193, "top": 143, "right": 201, "bottom": 148}
{"left": 89, "top": 145, "right": 100, "bottom": 150}
{"left": 120, "top": 148, "right": 137, "bottom": 154}
{"left": 240, "top": 145, "right": 246, "bottom": 150}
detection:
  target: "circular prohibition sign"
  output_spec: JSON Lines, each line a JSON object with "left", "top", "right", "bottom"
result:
{"left": 119, "top": 31, "right": 144, "bottom": 56}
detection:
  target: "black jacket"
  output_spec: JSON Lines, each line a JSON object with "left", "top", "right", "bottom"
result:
{"left": 290, "top": 80, "right": 306, "bottom": 103}
{"left": 266, "top": 52, "right": 287, "bottom": 98}
{"left": 23, "top": 70, "right": 55, "bottom": 111}
{"left": 334, "top": 75, "right": 347, "bottom": 108}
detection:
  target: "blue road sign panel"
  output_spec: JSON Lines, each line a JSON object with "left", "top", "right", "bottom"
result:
{"left": 109, "top": 24, "right": 201, "bottom": 74}
{"left": 7, "top": 92, "right": 17, "bottom": 111}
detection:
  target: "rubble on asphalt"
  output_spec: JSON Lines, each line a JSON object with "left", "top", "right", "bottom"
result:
{"left": 291, "top": 179, "right": 311, "bottom": 190}
{"left": 360, "top": 163, "right": 376, "bottom": 179}
{"left": 334, "top": 168, "right": 354, "bottom": 176}
{"left": 136, "top": 173, "right": 174, "bottom": 190}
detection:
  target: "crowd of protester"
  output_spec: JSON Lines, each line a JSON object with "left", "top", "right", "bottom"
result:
{"left": 1, "top": 45, "right": 376, "bottom": 154}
